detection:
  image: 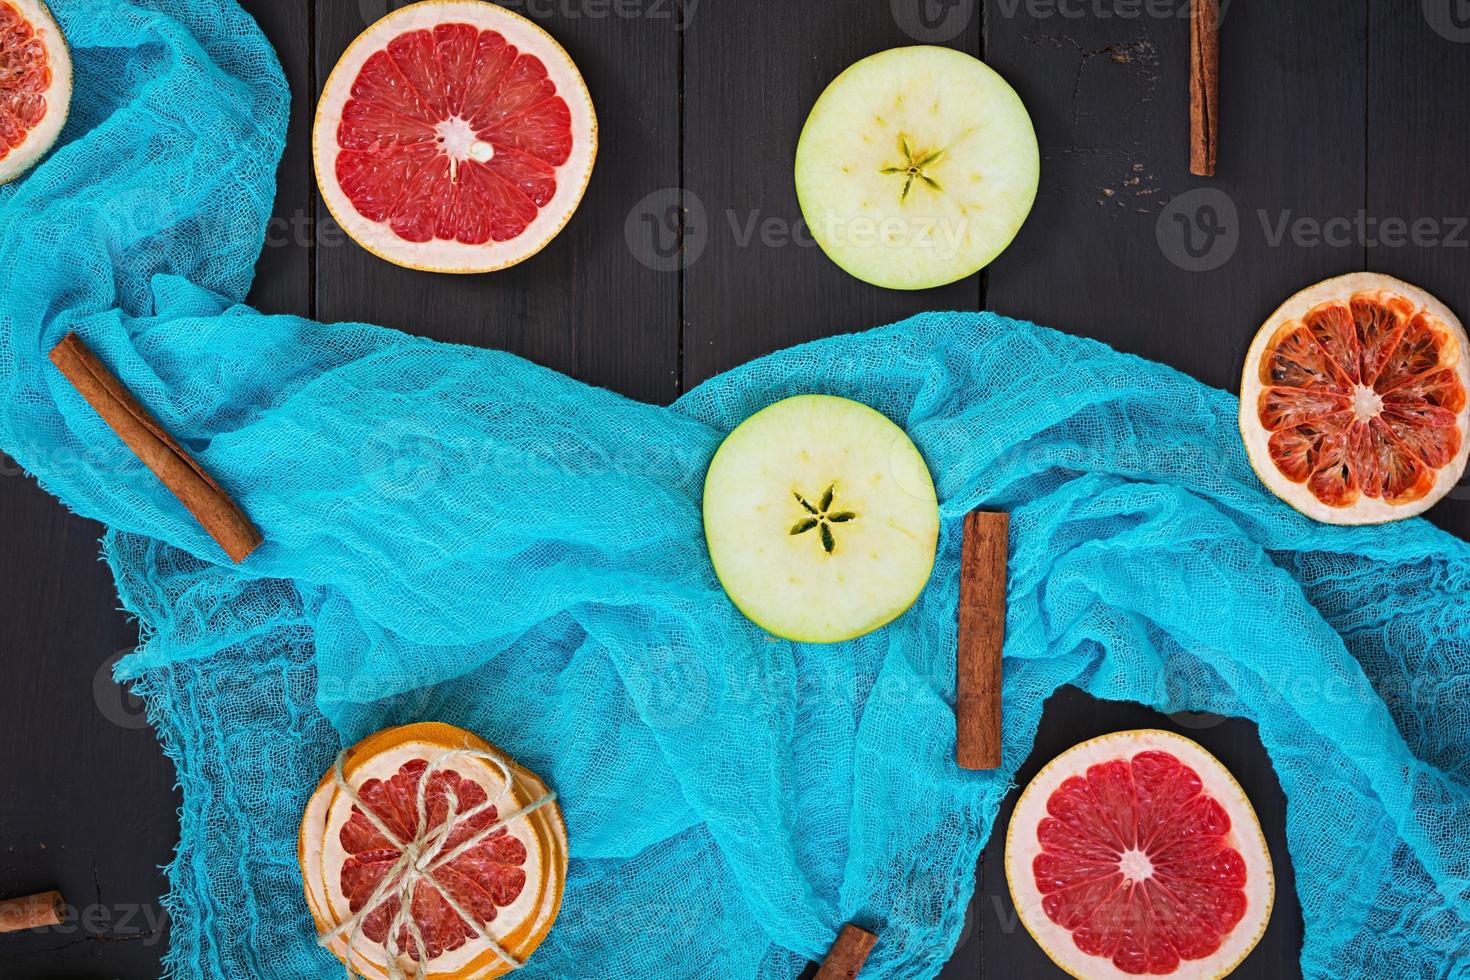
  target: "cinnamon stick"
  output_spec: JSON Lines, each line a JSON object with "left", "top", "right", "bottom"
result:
{"left": 957, "top": 510, "right": 1007, "bottom": 771}
{"left": 1190, "top": 0, "right": 1220, "bottom": 176}
{"left": 0, "top": 890, "right": 65, "bottom": 933}
{"left": 814, "top": 924, "right": 878, "bottom": 980}
{"left": 48, "top": 334, "right": 262, "bottom": 563}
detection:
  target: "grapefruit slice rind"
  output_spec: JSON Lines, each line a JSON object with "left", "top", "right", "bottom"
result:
{"left": 1239, "top": 272, "right": 1469, "bottom": 524}
{"left": 313, "top": 0, "right": 597, "bottom": 274}
{"left": 299, "top": 722, "right": 568, "bottom": 980}
{"left": 1005, "top": 730, "right": 1274, "bottom": 980}
{"left": 0, "top": 0, "right": 71, "bottom": 185}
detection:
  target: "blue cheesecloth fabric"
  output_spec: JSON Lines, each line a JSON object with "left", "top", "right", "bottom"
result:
{"left": 2, "top": 1, "right": 1468, "bottom": 977}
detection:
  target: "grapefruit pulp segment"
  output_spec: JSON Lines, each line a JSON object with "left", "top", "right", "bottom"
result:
{"left": 299, "top": 723, "right": 568, "bottom": 980}
{"left": 1006, "top": 730, "right": 1273, "bottom": 980}
{"left": 314, "top": 1, "right": 596, "bottom": 273}
{"left": 0, "top": 2, "right": 49, "bottom": 155}
{"left": 1239, "top": 273, "right": 1470, "bottom": 523}
{"left": 0, "top": 0, "right": 70, "bottom": 184}
{"left": 336, "top": 758, "right": 530, "bottom": 962}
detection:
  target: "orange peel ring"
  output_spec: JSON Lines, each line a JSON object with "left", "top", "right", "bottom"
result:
{"left": 316, "top": 746, "right": 557, "bottom": 979}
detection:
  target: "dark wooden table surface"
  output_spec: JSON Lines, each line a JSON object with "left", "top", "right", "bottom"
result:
{"left": 3, "top": 1, "right": 1468, "bottom": 977}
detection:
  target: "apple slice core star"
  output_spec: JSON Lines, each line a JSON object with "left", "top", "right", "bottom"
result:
{"left": 794, "top": 45, "right": 1039, "bottom": 290}
{"left": 702, "top": 395, "right": 940, "bottom": 643}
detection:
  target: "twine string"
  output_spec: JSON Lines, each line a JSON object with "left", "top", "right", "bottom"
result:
{"left": 315, "top": 747, "right": 556, "bottom": 980}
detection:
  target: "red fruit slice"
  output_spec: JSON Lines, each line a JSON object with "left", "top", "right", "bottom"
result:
{"left": 314, "top": 1, "right": 596, "bottom": 273}
{"left": 1007, "top": 730, "right": 1274, "bottom": 980}
{"left": 299, "top": 723, "right": 568, "bottom": 980}
{"left": 339, "top": 759, "right": 529, "bottom": 962}
{"left": 0, "top": 0, "right": 70, "bottom": 184}
{"left": 1240, "top": 273, "right": 1470, "bottom": 524}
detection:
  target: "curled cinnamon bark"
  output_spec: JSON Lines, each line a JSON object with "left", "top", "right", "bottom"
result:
{"left": 0, "top": 890, "right": 65, "bottom": 933}
{"left": 49, "top": 334, "right": 262, "bottom": 562}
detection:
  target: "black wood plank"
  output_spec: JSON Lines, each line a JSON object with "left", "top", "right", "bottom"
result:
{"left": 983, "top": 0, "right": 1368, "bottom": 395}
{"left": 0, "top": 474, "right": 170, "bottom": 980}
{"left": 679, "top": 1, "right": 984, "bottom": 389}
{"left": 1364, "top": 0, "right": 1470, "bottom": 539}
{"left": 314, "top": 1, "right": 682, "bottom": 404}
{"left": 247, "top": 0, "right": 316, "bottom": 317}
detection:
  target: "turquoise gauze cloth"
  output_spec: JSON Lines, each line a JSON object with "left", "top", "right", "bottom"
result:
{"left": 2, "top": 1, "right": 1468, "bottom": 977}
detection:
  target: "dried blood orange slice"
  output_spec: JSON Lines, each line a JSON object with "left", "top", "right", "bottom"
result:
{"left": 1240, "top": 273, "right": 1470, "bottom": 524}
{"left": 299, "top": 722, "right": 568, "bottom": 980}
{"left": 0, "top": 0, "right": 70, "bottom": 185}
{"left": 313, "top": 0, "right": 596, "bottom": 273}
{"left": 1006, "top": 730, "right": 1273, "bottom": 979}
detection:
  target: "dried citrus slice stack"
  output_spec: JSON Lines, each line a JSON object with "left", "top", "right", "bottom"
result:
{"left": 313, "top": 0, "right": 597, "bottom": 273}
{"left": 299, "top": 722, "right": 568, "bottom": 979}
{"left": 1240, "top": 273, "right": 1469, "bottom": 524}
{"left": 0, "top": 0, "right": 70, "bottom": 184}
{"left": 1006, "top": 731, "right": 1273, "bottom": 979}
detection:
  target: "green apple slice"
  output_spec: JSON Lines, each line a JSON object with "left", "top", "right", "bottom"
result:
{"left": 794, "top": 45, "right": 1040, "bottom": 290}
{"left": 703, "top": 395, "right": 940, "bottom": 643}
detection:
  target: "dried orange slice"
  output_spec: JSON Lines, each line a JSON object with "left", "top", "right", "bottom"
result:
{"left": 299, "top": 722, "right": 568, "bottom": 979}
{"left": 1240, "top": 273, "right": 1469, "bottom": 524}
{"left": 0, "top": 0, "right": 70, "bottom": 184}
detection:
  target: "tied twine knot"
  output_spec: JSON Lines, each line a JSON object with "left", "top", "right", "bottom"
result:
{"left": 317, "top": 747, "right": 556, "bottom": 980}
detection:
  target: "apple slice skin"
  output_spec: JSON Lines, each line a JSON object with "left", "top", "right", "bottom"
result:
{"left": 702, "top": 396, "right": 940, "bottom": 643}
{"left": 795, "top": 45, "right": 1040, "bottom": 291}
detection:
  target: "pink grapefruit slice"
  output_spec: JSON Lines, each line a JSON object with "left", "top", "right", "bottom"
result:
{"left": 299, "top": 722, "right": 568, "bottom": 980}
{"left": 0, "top": 0, "right": 70, "bottom": 184}
{"left": 314, "top": 0, "right": 597, "bottom": 274}
{"left": 1005, "top": 730, "right": 1273, "bottom": 979}
{"left": 1239, "top": 273, "right": 1469, "bottom": 524}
